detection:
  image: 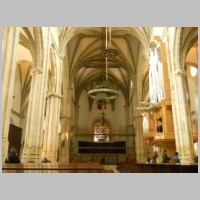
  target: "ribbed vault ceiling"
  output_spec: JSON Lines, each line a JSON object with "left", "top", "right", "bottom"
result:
{"left": 64, "top": 27, "right": 150, "bottom": 103}
{"left": 18, "top": 27, "right": 198, "bottom": 105}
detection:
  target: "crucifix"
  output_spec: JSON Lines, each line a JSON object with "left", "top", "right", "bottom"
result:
{"left": 97, "top": 100, "right": 110, "bottom": 126}
{"left": 95, "top": 100, "right": 111, "bottom": 141}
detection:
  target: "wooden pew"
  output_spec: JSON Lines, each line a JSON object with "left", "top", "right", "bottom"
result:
{"left": 103, "top": 169, "right": 114, "bottom": 173}
{"left": 117, "top": 162, "right": 198, "bottom": 173}
{"left": 180, "top": 164, "right": 198, "bottom": 173}
{"left": 2, "top": 162, "right": 113, "bottom": 173}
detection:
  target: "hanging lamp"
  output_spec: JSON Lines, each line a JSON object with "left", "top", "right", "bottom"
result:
{"left": 87, "top": 27, "right": 120, "bottom": 100}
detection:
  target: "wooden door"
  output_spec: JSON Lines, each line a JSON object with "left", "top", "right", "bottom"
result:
{"left": 8, "top": 124, "right": 22, "bottom": 157}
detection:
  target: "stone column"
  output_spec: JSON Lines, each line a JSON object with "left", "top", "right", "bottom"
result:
{"left": 171, "top": 70, "right": 195, "bottom": 163}
{"left": 166, "top": 28, "right": 195, "bottom": 163}
{"left": 42, "top": 92, "right": 63, "bottom": 163}
{"left": 133, "top": 86, "right": 147, "bottom": 163}
{"left": 134, "top": 114, "right": 147, "bottom": 163}
{"left": 2, "top": 27, "right": 20, "bottom": 162}
{"left": 59, "top": 87, "right": 73, "bottom": 163}
{"left": 21, "top": 28, "right": 51, "bottom": 163}
{"left": 41, "top": 47, "right": 63, "bottom": 163}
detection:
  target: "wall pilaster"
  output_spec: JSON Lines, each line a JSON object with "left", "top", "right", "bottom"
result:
{"left": 2, "top": 27, "right": 20, "bottom": 162}
{"left": 75, "top": 104, "right": 80, "bottom": 128}
{"left": 124, "top": 104, "right": 129, "bottom": 131}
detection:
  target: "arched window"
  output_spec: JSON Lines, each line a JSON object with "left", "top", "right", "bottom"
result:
{"left": 190, "top": 66, "right": 198, "bottom": 77}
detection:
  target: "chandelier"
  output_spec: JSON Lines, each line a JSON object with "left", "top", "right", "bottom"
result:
{"left": 87, "top": 27, "right": 120, "bottom": 100}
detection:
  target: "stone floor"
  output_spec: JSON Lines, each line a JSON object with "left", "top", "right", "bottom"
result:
{"left": 103, "top": 164, "right": 120, "bottom": 173}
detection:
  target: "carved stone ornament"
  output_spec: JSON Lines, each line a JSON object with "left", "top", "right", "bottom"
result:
{"left": 30, "top": 67, "right": 43, "bottom": 76}
{"left": 174, "top": 69, "right": 187, "bottom": 77}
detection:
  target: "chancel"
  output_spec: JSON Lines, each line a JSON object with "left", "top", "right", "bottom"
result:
{"left": 2, "top": 27, "right": 198, "bottom": 173}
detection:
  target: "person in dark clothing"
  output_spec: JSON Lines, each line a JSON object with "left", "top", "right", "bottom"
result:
{"left": 194, "top": 156, "right": 198, "bottom": 163}
{"left": 150, "top": 151, "right": 158, "bottom": 163}
{"left": 41, "top": 157, "right": 51, "bottom": 163}
{"left": 162, "top": 150, "right": 171, "bottom": 163}
{"left": 5, "top": 147, "right": 20, "bottom": 163}
{"left": 100, "top": 157, "right": 105, "bottom": 164}
{"left": 173, "top": 152, "right": 180, "bottom": 163}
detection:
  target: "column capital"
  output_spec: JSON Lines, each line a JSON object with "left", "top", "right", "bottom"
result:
{"left": 30, "top": 67, "right": 43, "bottom": 76}
{"left": 174, "top": 69, "right": 187, "bottom": 77}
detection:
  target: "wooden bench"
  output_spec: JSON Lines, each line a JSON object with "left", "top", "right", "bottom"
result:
{"left": 2, "top": 162, "right": 114, "bottom": 173}
{"left": 117, "top": 163, "right": 198, "bottom": 173}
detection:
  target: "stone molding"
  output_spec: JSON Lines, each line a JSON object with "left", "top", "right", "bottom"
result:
{"left": 50, "top": 32, "right": 65, "bottom": 60}
{"left": 47, "top": 92, "right": 63, "bottom": 98}
{"left": 60, "top": 115, "right": 71, "bottom": 119}
{"left": 11, "top": 109, "right": 25, "bottom": 118}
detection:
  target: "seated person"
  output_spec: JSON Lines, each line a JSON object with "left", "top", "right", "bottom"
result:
{"left": 41, "top": 156, "right": 51, "bottom": 163}
{"left": 5, "top": 147, "right": 20, "bottom": 163}
{"left": 173, "top": 152, "right": 180, "bottom": 163}
{"left": 100, "top": 157, "right": 105, "bottom": 164}
{"left": 150, "top": 151, "right": 158, "bottom": 163}
{"left": 194, "top": 156, "right": 198, "bottom": 163}
{"left": 162, "top": 150, "right": 171, "bottom": 163}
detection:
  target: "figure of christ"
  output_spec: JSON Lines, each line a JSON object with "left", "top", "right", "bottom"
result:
{"left": 97, "top": 100, "right": 110, "bottom": 126}
{"left": 97, "top": 100, "right": 111, "bottom": 113}
{"left": 96, "top": 100, "right": 111, "bottom": 141}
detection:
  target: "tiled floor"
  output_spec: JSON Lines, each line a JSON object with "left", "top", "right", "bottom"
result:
{"left": 103, "top": 165, "right": 120, "bottom": 173}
